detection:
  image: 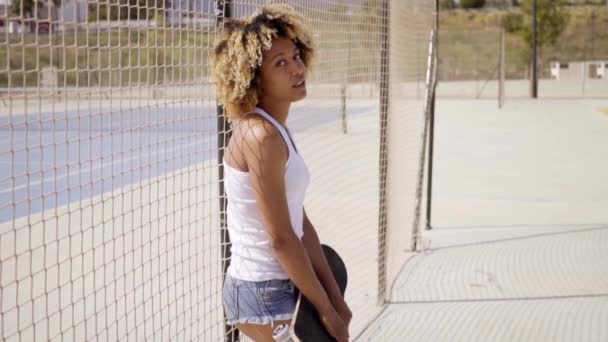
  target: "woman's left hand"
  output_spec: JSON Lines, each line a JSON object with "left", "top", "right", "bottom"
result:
{"left": 333, "top": 298, "right": 352, "bottom": 326}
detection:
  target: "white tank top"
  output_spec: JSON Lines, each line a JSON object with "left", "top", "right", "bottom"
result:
{"left": 224, "top": 107, "right": 310, "bottom": 281}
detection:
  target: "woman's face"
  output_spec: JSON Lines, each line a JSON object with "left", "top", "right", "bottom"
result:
{"left": 258, "top": 36, "right": 307, "bottom": 103}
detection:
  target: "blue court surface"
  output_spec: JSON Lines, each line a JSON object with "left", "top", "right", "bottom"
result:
{"left": 0, "top": 102, "right": 375, "bottom": 223}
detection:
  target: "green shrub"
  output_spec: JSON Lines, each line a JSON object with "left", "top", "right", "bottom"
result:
{"left": 461, "top": 0, "right": 486, "bottom": 9}
{"left": 503, "top": 12, "right": 524, "bottom": 33}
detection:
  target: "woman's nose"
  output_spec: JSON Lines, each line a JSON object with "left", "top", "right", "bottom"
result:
{"left": 291, "top": 61, "right": 305, "bottom": 77}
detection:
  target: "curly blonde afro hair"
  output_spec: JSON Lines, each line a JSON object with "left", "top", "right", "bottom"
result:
{"left": 212, "top": 3, "right": 316, "bottom": 121}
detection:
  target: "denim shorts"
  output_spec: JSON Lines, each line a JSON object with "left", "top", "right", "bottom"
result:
{"left": 223, "top": 274, "right": 297, "bottom": 325}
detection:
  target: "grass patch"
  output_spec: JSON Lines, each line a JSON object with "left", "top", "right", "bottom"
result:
{"left": 0, "top": 23, "right": 386, "bottom": 87}
{"left": 1, "top": 1, "right": 435, "bottom": 88}
{"left": 439, "top": 6, "right": 608, "bottom": 80}
{"left": 0, "top": 28, "right": 214, "bottom": 87}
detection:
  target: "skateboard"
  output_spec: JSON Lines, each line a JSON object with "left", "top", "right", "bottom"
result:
{"left": 290, "top": 244, "right": 348, "bottom": 342}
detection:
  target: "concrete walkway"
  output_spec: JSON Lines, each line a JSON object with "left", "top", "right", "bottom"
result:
{"left": 358, "top": 98, "right": 608, "bottom": 341}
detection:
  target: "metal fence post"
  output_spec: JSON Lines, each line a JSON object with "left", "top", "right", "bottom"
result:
{"left": 425, "top": 0, "right": 439, "bottom": 231}
{"left": 377, "top": 0, "right": 390, "bottom": 305}
{"left": 499, "top": 22, "right": 505, "bottom": 108}
{"left": 215, "top": 2, "right": 237, "bottom": 341}
{"left": 531, "top": 0, "right": 538, "bottom": 98}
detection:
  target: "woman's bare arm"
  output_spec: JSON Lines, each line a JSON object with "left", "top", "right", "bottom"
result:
{"left": 301, "top": 210, "right": 352, "bottom": 325}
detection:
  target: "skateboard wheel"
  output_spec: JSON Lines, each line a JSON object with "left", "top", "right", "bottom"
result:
{"left": 272, "top": 323, "right": 294, "bottom": 342}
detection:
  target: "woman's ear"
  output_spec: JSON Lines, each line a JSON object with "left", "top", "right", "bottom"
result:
{"left": 253, "top": 73, "right": 264, "bottom": 98}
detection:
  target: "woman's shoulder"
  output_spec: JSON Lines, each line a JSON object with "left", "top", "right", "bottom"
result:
{"left": 235, "top": 113, "right": 283, "bottom": 147}
{"left": 235, "top": 117, "right": 288, "bottom": 173}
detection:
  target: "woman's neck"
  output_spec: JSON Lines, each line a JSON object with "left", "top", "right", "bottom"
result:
{"left": 257, "top": 98, "right": 290, "bottom": 126}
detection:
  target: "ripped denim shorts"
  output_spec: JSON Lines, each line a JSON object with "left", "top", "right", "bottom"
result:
{"left": 223, "top": 274, "right": 297, "bottom": 325}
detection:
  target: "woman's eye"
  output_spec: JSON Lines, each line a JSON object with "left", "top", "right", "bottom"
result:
{"left": 294, "top": 54, "right": 301, "bottom": 61}
{"left": 277, "top": 60, "right": 287, "bottom": 67}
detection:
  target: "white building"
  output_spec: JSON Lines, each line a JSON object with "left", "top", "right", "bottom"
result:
{"left": 0, "top": 0, "right": 87, "bottom": 33}
{"left": 59, "top": 0, "right": 88, "bottom": 23}
{"left": 167, "top": 0, "right": 214, "bottom": 27}
{"left": 550, "top": 60, "right": 607, "bottom": 81}
{"left": 165, "top": 0, "right": 265, "bottom": 26}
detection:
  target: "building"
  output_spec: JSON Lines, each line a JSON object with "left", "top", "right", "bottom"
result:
{"left": 550, "top": 60, "right": 607, "bottom": 81}
{"left": 60, "top": 0, "right": 88, "bottom": 23}
{"left": 166, "top": 0, "right": 214, "bottom": 27}
{"left": 0, "top": 0, "right": 9, "bottom": 30}
{"left": 0, "top": 0, "right": 87, "bottom": 33}
{"left": 165, "top": 0, "right": 272, "bottom": 26}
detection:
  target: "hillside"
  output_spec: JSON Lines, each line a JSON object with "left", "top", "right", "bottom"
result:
{"left": 439, "top": 5, "right": 608, "bottom": 80}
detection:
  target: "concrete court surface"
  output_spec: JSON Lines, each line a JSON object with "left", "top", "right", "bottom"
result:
{"left": 357, "top": 98, "right": 608, "bottom": 341}
{"left": 0, "top": 98, "right": 384, "bottom": 341}
{"left": 0, "top": 98, "right": 376, "bottom": 222}
{"left": 2, "top": 92, "right": 607, "bottom": 341}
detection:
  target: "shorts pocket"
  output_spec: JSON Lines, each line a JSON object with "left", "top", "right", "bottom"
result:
{"left": 223, "top": 275, "right": 242, "bottom": 322}
{"left": 258, "top": 279, "right": 295, "bottom": 306}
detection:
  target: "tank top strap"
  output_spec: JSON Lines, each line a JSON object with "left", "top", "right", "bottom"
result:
{"left": 254, "top": 107, "right": 298, "bottom": 154}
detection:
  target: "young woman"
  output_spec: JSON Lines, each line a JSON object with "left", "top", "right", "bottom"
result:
{"left": 212, "top": 4, "right": 351, "bottom": 342}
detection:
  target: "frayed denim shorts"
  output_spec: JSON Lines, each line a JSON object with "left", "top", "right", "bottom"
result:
{"left": 223, "top": 274, "right": 297, "bottom": 325}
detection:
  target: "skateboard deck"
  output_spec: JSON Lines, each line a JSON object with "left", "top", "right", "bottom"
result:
{"left": 290, "top": 244, "right": 348, "bottom": 342}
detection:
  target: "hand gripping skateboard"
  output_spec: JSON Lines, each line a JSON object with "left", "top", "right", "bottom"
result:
{"left": 290, "top": 244, "right": 348, "bottom": 341}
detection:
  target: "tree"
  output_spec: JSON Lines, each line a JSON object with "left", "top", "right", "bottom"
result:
{"left": 440, "top": 0, "right": 457, "bottom": 9}
{"left": 518, "top": 0, "right": 568, "bottom": 48}
{"left": 460, "top": 0, "right": 486, "bottom": 9}
{"left": 10, "top": 0, "right": 61, "bottom": 18}
{"left": 515, "top": 0, "right": 568, "bottom": 88}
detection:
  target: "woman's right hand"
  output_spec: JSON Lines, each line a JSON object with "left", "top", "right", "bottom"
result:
{"left": 319, "top": 305, "right": 349, "bottom": 342}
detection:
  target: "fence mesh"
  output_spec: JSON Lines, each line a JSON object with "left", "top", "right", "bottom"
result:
{"left": 364, "top": 4, "right": 608, "bottom": 341}
{"left": 380, "top": 0, "right": 435, "bottom": 305}
{"left": 437, "top": 6, "right": 608, "bottom": 100}
{"left": 0, "top": 0, "right": 434, "bottom": 341}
